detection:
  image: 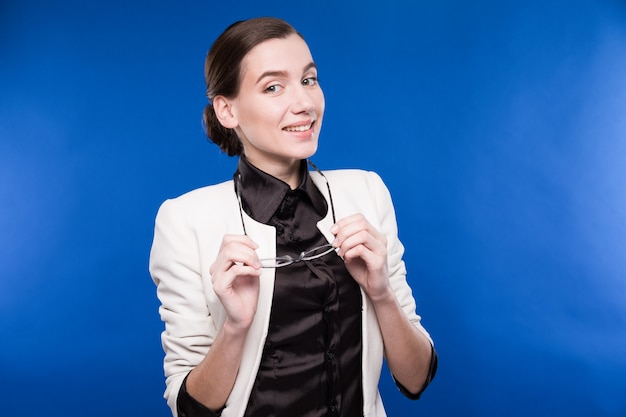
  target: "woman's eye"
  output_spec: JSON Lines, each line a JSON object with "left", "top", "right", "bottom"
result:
{"left": 302, "top": 77, "right": 318, "bottom": 87}
{"left": 265, "top": 84, "right": 282, "bottom": 93}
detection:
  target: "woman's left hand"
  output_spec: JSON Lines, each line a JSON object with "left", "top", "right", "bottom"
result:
{"left": 331, "top": 214, "right": 391, "bottom": 301}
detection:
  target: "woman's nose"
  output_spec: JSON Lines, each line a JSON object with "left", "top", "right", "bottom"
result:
{"left": 291, "top": 85, "right": 316, "bottom": 114}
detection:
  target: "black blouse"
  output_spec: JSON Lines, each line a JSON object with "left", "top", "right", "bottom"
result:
{"left": 238, "top": 158, "right": 363, "bottom": 417}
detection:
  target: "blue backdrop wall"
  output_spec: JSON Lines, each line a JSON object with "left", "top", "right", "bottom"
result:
{"left": 2, "top": 0, "right": 626, "bottom": 415}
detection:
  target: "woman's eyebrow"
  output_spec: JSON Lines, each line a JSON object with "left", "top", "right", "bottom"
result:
{"left": 303, "top": 62, "right": 317, "bottom": 73}
{"left": 255, "top": 62, "right": 317, "bottom": 84}
{"left": 255, "top": 70, "right": 288, "bottom": 84}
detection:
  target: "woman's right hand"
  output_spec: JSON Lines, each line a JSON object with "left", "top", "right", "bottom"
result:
{"left": 209, "top": 234, "right": 262, "bottom": 331}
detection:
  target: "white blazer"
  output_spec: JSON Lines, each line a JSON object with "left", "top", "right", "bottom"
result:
{"left": 149, "top": 169, "right": 432, "bottom": 417}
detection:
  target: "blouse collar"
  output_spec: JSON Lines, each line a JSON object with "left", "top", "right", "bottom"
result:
{"left": 234, "top": 156, "right": 328, "bottom": 224}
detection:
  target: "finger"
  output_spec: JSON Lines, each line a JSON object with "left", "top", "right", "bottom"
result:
{"left": 214, "top": 248, "right": 261, "bottom": 273}
{"left": 212, "top": 265, "right": 261, "bottom": 298}
{"left": 332, "top": 215, "right": 385, "bottom": 249}
{"left": 219, "top": 234, "right": 259, "bottom": 251}
{"left": 211, "top": 235, "right": 261, "bottom": 274}
{"left": 330, "top": 213, "right": 364, "bottom": 234}
{"left": 223, "top": 264, "right": 262, "bottom": 282}
{"left": 339, "top": 230, "right": 386, "bottom": 261}
{"left": 331, "top": 214, "right": 366, "bottom": 246}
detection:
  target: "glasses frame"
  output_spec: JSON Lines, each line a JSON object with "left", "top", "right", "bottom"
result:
{"left": 235, "top": 160, "right": 337, "bottom": 269}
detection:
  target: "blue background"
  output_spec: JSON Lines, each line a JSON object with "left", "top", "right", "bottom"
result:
{"left": 2, "top": 0, "right": 626, "bottom": 415}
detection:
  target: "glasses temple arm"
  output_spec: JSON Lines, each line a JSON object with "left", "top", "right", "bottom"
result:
{"left": 235, "top": 173, "right": 248, "bottom": 235}
{"left": 307, "top": 159, "right": 336, "bottom": 224}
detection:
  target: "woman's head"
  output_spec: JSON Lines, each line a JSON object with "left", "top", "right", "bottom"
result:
{"left": 204, "top": 17, "right": 301, "bottom": 156}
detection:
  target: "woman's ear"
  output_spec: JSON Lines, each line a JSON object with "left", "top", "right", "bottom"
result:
{"left": 213, "top": 95, "right": 238, "bottom": 129}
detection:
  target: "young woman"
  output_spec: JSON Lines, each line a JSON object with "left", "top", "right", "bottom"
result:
{"left": 150, "top": 17, "right": 437, "bottom": 417}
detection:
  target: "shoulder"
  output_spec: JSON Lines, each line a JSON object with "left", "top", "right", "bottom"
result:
{"left": 155, "top": 180, "right": 235, "bottom": 221}
{"left": 318, "top": 168, "right": 385, "bottom": 185}
{"left": 317, "top": 168, "right": 389, "bottom": 196}
{"left": 312, "top": 168, "right": 395, "bottom": 220}
{"left": 169, "top": 180, "right": 233, "bottom": 204}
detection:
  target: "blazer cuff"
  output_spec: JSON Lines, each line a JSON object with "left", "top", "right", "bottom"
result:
{"left": 177, "top": 373, "right": 226, "bottom": 417}
{"left": 394, "top": 343, "right": 438, "bottom": 400}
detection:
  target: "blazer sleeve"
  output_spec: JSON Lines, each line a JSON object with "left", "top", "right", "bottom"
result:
{"left": 149, "top": 198, "right": 219, "bottom": 417}
{"left": 364, "top": 172, "right": 425, "bottom": 330}
{"left": 365, "top": 171, "right": 437, "bottom": 397}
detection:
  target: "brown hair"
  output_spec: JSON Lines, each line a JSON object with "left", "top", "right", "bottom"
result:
{"left": 203, "top": 17, "right": 301, "bottom": 156}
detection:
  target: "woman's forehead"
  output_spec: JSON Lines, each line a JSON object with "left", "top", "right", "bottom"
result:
{"left": 240, "top": 35, "right": 315, "bottom": 80}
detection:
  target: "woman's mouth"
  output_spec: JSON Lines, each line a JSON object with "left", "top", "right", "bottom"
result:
{"left": 283, "top": 121, "right": 314, "bottom": 132}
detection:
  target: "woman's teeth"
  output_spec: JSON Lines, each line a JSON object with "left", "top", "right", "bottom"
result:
{"left": 284, "top": 123, "right": 312, "bottom": 132}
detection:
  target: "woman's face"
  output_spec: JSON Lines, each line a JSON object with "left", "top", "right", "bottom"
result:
{"left": 228, "top": 34, "right": 325, "bottom": 174}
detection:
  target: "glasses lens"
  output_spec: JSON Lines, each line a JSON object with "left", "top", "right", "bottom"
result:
{"left": 258, "top": 245, "right": 335, "bottom": 268}
{"left": 300, "top": 244, "right": 336, "bottom": 261}
{"left": 260, "top": 255, "right": 294, "bottom": 268}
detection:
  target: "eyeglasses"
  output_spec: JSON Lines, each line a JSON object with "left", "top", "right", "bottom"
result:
{"left": 235, "top": 160, "right": 337, "bottom": 268}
